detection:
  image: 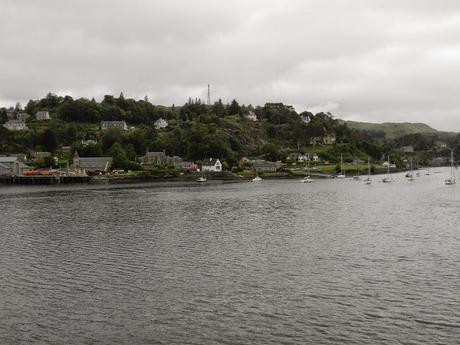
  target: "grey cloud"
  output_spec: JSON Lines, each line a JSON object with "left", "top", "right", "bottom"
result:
{"left": 1, "top": 0, "right": 460, "bottom": 130}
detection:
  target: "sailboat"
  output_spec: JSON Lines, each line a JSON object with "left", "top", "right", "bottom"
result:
{"left": 445, "top": 150, "right": 456, "bottom": 185}
{"left": 353, "top": 159, "right": 361, "bottom": 180}
{"left": 336, "top": 154, "right": 346, "bottom": 178}
{"left": 415, "top": 160, "right": 420, "bottom": 177}
{"left": 382, "top": 155, "right": 393, "bottom": 183}
{"left": 407, "top": 159, "right": 415, "bottom": 181}
{"left": 197, "top": 171, "right": 206, "bottom": 182}
{"left": 301, "top": 162, "right": 314, "bottom": 183}
{"left": 425, "top": 166, "right": 431, "bottom": 176}
{"left": 364, "top": 157, "right": 372, "bottom": 185}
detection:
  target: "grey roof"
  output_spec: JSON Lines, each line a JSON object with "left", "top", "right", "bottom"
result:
{"left": 252, "top": 161, "right": 277, "bottom": 168}
{"left": 0, "top": 157, "right": 18, "bottom": 163}
{"left": 202, "top": 158, "right": 220, "bottom": 166}
{"left": 78, "top": 157, "right": 113, "bottom": 170}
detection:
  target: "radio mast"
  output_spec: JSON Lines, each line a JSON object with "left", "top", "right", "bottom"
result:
{"left": 207, "top": 84, "right": 211, "bottom": 106}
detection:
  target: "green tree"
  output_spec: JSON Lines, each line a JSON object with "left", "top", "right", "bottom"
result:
{"left": 228, "top": 99, "right": 241, "bottom": 115}
{"left": 42, "top": 129, "right": 59, "bottom": 152}
{"left": 109, "top": 142, "right": 128, "bottom": 169}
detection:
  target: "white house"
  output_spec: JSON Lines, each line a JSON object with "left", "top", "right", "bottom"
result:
{"left": 201, "top": 158, "right": 222, "bottom": 172}
{"left": 154, "top": 118, "right": 168, "bottom": 129}
{"left": 36, "top": 111, "right": 51, "bottom": 120}
{"left": 3, "top": 120, "right": 28, "bottom": 131}
{"left": 245, "top": 111, "right": 258, "bottom": 122}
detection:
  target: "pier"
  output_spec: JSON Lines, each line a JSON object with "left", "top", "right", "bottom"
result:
{"left": 0, "top": 175, "right": 91, "bottom": 185}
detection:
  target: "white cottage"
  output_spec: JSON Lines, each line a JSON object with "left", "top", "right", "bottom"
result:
{"left": 201, "top": 158, "right": 222, "bottom": 172}
{"left": 3, "top": 120, "right": 28, "bottom": 131}
{"left": 154, "top": 118, "right": 168, "bottom": 129}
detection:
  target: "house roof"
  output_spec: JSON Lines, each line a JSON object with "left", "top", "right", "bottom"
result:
{"left": 144, "top": 151, "right": 166, "bottom": 159}
{"left": 101, "top": 120, "right": 126, "bottom": 124}
{"left": 78, "top": 157, "right": 113, "bottom": 170}
{"left": 202, "top": 158, "right": 220, "bottom": 166}
{"left": 0, "top": 157, "right": 18, "bottom": 163}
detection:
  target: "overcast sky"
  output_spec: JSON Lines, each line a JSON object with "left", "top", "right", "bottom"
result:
{"left": 1, "top": 0, "right": 460, "bottom": 130}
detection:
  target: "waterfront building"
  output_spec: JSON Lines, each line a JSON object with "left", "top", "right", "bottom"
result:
{"left": 201, "top": 158, "right": 222, "bottom": 172}
{"left": 0, "top": 156, "right": 29, "bottom": 176}
{"left": 72, "top": 151, "right": 112, "bottom": 174}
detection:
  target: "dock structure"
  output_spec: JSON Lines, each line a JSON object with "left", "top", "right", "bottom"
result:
{"left": 0, "top": 175, "right": 91, "bottom": 185}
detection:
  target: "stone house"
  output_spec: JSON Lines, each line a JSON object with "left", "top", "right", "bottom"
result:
{"left": 73, "top": 152, "right": 112, "bottom": 174}
{"left": 245, "top": 111, "right": 258, "bottom": 122}
{"left": 17, "top": 112, "right": 31, "bottom": 122}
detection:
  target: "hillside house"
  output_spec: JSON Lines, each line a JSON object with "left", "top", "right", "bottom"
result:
{"left": 154, "top": 118, "right": 168, "bottom": 129}
{"left": 0, "top": 156, "right": 29, "bottom": 176}
{"left": 310, "top": 137, "right": 322, "bottom": 146}
{"left": 322, "top": 135, "right": 336, "bottom": 145}
{"left": 201, "top": 158, "right": 222, "bottom": 172}
{"left": 3, "top": 120, "right": 28, "bottom": 131}
{"left": 36, "top": 111, "right": 51, "bottom": 120}
{"left": 6, "top": 109, "right": 16, "bottom": 120}
{"left": 399, "top": 146, "right": 415, "bottom": 154}
{"left": 245, "top": 111, "right": 258, "bottom": 121}
{"left": 287, "top": 152, "right": 310, "bottom": 162}
{"left": 17, "top": 112, "right": 31, "bottom": 122}
{"left": 100, "top": 121, "right": 128, "bottom": 130}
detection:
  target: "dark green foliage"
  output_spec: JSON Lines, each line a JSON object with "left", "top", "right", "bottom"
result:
{"left": 41, "top": 128, "right": 58, "bottom": 152}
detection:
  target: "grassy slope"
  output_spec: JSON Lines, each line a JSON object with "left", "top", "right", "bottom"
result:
{"left": 339, "top": 120, "right": 438, "bottom": 139}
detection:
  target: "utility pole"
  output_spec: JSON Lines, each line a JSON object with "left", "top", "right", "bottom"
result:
{"left": 207, "top": 84, "right": 211, "bottom": 106}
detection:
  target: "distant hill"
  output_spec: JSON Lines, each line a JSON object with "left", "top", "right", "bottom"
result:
{"left": 339, "top": 120, "right": 438, "bottom": 139}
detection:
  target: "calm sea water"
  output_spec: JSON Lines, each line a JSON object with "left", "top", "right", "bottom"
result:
{"left": 1, "top": 169, "right": 459, "bottom": 344}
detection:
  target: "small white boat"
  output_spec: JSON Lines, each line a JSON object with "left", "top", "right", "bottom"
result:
{"left": 301, "top": 176, "right": 314, "bottom": 183}
{"left": 445, "top": 150, "right": 456, "bottom": 185}
{"left": 407, "top": 159, "right": 415, "bottom": 181}
{"left": 382, "top": 155, "right": 393, "bottom": 183}
{"left": 252, "top": 176, "right": 263, "bottom": 182}
{"left": 364, "top": 157, "right": 372, "bottom": 185}
{"left": 337, "top": 154, "right": 346, "bottom": 178}
{"left": 197, "top": 176, "right": 206, "bottom": 182}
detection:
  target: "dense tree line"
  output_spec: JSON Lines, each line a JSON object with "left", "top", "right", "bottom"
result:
{"left": 2, "top": 92, "right": 459, "bottom": 169}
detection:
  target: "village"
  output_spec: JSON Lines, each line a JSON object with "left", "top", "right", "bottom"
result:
{"left": 1, "top": 106, "right": 455, "bottom": 185}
